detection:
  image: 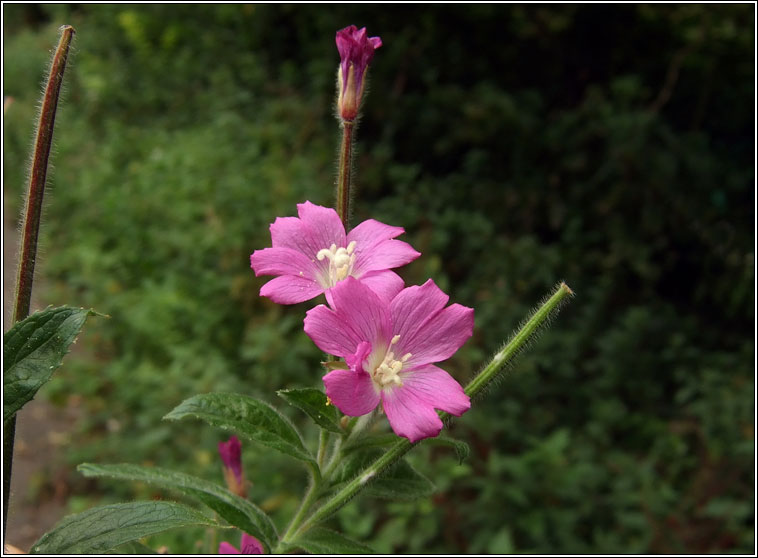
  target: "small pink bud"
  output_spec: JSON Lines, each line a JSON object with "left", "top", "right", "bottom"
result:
{"left": 218, "top": 436, "right": 247, "bottom": 497}
{"left": 335, "top": 25, "right": 382, "bottom": 122}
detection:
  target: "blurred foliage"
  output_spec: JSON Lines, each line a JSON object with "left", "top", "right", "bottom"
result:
{"left": 3, "top": 4, "right": 753, "bottom": 554}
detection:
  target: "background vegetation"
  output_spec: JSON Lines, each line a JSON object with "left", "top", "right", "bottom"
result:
{"left": 3, "top": 4, "right": 754, "bottom": 553}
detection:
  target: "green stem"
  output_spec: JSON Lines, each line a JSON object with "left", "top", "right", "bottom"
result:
{"left": 316, "top": 429, "right": 329, "bottom": 469}
{"left": 4, "top": 24, "right": 75, "bottom": 544}
{"left": 321, "top": 437, "right": 343, "bottom": 480}
{"left": 335, "top": 122, "right": 354, "bottom": 229}
{"left": 465, "top": 281, "right": 573, "bottom": 400}
{"left": 277, "top": 476, "right": 322, "bottom": 552}
{"left": 294, "top": 438, "right": 414, "bottom": 538}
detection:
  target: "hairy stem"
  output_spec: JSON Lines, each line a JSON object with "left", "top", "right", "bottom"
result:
{"left": 295, "top": 438, "right": 413, "bottom": 538}
{"left": 316, "top": 429, "right": 329, "bottom": 469}
{"left": 277, "top": 475, "right": 322, "bottom": 551}
{"left": 335, "top": 122, "right": 354, "bottom": 229}
{"left": 465, "top": 281, "right": 574, "bottom": 400}
{"left": 4, "top": 25, "right": 75, "bottom": 544}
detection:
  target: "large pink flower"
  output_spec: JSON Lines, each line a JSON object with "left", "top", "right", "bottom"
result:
{"left": 304, "top": 277, "right": 473, "bottom": 443}
{"left": 250, "top": 201, "right": 420, "bottom": 305}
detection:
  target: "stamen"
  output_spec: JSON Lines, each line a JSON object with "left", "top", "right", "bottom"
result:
{"left": 316, "top": 242, "right": 357, "bottom": 285}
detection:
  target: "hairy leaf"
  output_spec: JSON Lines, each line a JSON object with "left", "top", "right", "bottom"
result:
{"left": 106, "top": 540, "right": 158, "bottom": 554}
{"left": 4, "top": 306, "right": 95, "bottom": 421}
{"left": 78, "top": 463, "right": 277, "bottom": 550}
{"left": 277, "top": 387, "right": 341, "bottom": 433}
{"left": 164, "top": 393, "right": 314, "bottom": 465}
{"left": 30, "top": 501, "right": 219, "bottom": 554}
{"left": 294, "top": 527, "right": 374, "bottom": 554}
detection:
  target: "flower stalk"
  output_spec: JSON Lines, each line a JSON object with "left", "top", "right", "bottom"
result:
{"left": 465, "top": 281, "right": 574, "bottom": 400}
{"left": 4, "top": 24, "right": 75, "bottom": 543}
{"left": 335, "top": 121, "right": 354, "bottom": 228}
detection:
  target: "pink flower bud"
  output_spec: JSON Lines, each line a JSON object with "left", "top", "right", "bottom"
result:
{"left": 218, "top": 436, "right": 246, "bottom": 497}
{"left": 335, "top": 25, "right": 382, "bottom": 122}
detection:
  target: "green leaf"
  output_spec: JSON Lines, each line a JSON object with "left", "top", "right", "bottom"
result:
{"left": 164, "top": 393, "right": 314, "bottom": 465}
{"left": 277, "top": 387, "right": 341, "bottom": 433}
{"left": 425, "top": 436, "right": 471, "bottom": 464}
{"left": 78, "top": 463, "right": 277, "bottom": 551}
{"left": 329, "top": 451, "right": 436, "bottom": 500}
{"left": 4, "top": 306, "right": 96, "bottom": 422}
{"left": 366, "top": 459, "right": 436, "bottom": 500}
{"left": 342, "top": 433, "right": 399, "bottom": 454}
{"left": 106, "top": 540, "right": 158, "bottom": 554}
{"left": 294, "top": 527, "right": 374, "bottom": 554}
{"left": 30, "top": 501, "right": 219, "bottom": 554}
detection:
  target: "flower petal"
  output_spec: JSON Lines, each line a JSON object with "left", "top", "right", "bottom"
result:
{"left": 390, "top": 279, "right": 449, "bottom": 346}
{"left": 304, "top": 304, "right": 362, "bottom": 358}
{"left": 381, "top": 386, "right": 444, "bottom": 443}
{"left": 323, "top": 368, "right": 380, "bottom": 416}
{"left": 354, "top": 270, "right": 405, "bottom": 303}
{"left": 400, "top": 364, "right": 470, "bottom": 416}
{"left": 269, "top": 216, "right": 318, "bottom": 255}
{"left": 329, "top": 277, "right": 391, "bottom": 347}
{"left": 402, "top": 302, "right": 474, "bottom": 367}
{"left": 353, "top": 239, "right": 420, "bottom": 275}
{"left": 259, "top": 275, "right": 324, "bottom": 305}
{"left": 347, "top": 219, "right": 405, "bottom": 248}
{"left": 240, "top": 534, "right": 264, "bottom": 554}
{"left": 250, "top": 247, "right": 320, "bottom": 280}
{"left": 345, "top": 341, "right": 372, "bottom": 372}
{"left": 297, "top": 201, "right": 346, "bottom": 253}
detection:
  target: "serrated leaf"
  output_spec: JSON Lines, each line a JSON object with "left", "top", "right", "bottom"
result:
{"left": 164, "top": 393, "right": 314, "bottom": 465}
{"left": 426, "top": 436, "right": 471, "bottom": 464}
{"left": 78, "top": 463, "right": 277, "bottom": 551}
{"left": 30, "top": 501, "right": 219, "bottom": 554}
{"left": 294, "top": 527, "right": 374, "bottom": 554}
{"left": 277, "top": 387, "right": 341, "bottom": 433}
{"left": 4, "top": 306, "right": 96, "bottom": 422}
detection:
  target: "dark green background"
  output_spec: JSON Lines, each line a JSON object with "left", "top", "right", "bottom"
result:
{"left": 3, "top": 4, "right": 754, "bottom": 553}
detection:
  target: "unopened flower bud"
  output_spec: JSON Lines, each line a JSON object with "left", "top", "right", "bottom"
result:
{"left": 335, "top": 25, "right": 382, "bottom": 123}
{"left": 218, "top": 436, "right": 247, "bottom": 497}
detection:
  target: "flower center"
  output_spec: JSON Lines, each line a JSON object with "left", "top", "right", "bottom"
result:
{"left": 316, "top": 241, "right": 356, "bottom": 285}
{"left": 372, "top": 335, "right": 411, "bottom": 389}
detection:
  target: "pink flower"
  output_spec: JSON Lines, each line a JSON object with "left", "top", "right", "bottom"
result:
{"left": 304, "top": 277, "right": 473, "bottom": 443}
{"left": 335, "top": 25, "right": 382, "bottom": 122}
{"left": 219, "top": 533, "right": 264, "bottom": 554}
{"left": 218, "top": 436, "right": 246, "bottom": 498}
{"left": 250, "top": 201, "right": 420, "bottom": 305}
